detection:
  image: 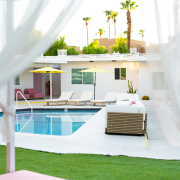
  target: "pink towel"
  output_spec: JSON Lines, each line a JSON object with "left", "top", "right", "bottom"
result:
{"left": 129, "top": 100, "right": 136, "bottom": 106}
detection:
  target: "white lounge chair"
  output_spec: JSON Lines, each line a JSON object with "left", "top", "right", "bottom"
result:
{"left": 91, "top": 92, "right": 118, "bottom": 106}
{"left": 68, "top": 91, "right": 93, "bottom": 106}
{"left": 46, "top": 91, "right": 74, "bottom": 106}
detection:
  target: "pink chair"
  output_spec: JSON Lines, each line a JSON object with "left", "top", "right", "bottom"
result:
{"left": 15, "top": 89, "right": 30, "bottom": 100}
{"left": 24, "top": 88, "right": 44, "bottom": 99}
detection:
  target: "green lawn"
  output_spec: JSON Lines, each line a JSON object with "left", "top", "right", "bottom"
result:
{"left": 0, "top": 145, "right": 179, "bottom": 180}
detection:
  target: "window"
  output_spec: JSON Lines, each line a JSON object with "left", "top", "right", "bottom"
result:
{"left": 71, "top": 68, "right": 94, "bottom": 84}
{"left": 72, "top": 69, "right": 82, "bottom": 84}
{"left": 114, "top": 68, "right": 126, "bottom": 80}
{"left": 115, "top": 68, "right": 120, "bottom": 80}
{"left": 14, "top": 75, "right": 20, "bottom": 85}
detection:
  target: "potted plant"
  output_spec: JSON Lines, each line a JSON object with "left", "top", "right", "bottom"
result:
{"left": 127, "top": 80, "right": 137, "bottom": 94}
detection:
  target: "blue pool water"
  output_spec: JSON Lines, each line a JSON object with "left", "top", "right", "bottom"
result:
{"left": 0, "top": 109, "right": 99, "bottom": 136}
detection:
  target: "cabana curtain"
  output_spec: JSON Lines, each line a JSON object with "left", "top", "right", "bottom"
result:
{"left": 141, "top": 0, "right": 180, "bottom": 146}
{"left": 0, "top": 0, "right": 83, "bottom": 87}
{"left": 0, "top": 0, "right": 83, "bottom": 143}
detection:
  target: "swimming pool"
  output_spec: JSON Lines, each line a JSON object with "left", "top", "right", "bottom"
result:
{"left": 0, "top": 109, "right": 99, "bottom": 136}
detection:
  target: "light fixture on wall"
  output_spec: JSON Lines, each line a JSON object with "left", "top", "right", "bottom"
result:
{"left": 137, "top": 70, "right": 139, "bottom": 74}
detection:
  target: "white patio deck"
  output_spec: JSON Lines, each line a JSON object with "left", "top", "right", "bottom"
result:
{"left": 1, "top": 100, "right": 180, "bottom": 160}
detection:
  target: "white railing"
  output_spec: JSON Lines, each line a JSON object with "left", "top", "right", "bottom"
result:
{"left": 16, "top": 91, "right": 33, "bottom": 132}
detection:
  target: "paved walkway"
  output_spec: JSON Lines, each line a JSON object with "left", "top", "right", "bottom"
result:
{"left": 1, "top": 102, "right": 180, "bottom": 160}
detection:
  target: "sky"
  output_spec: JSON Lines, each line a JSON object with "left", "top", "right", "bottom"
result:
{"left": 13, "top": 0, "right": 153, "bottom": 49}
{"left": 60, "top": 0, "right": 143, "bottom": 48}
{"left": 59, "top": 0, "right": 143, "bottom": 48}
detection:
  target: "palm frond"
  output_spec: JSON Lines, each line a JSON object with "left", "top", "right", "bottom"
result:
{"left": 110, "top": 12, "right": 119, "bottom": 19}
{"left": 96, "top": 28, "right": 106, "bottom": 36}
{"left": 103, "top": 10, "right": 113, "bottom": 17}
{"left": 139, "top": 29, "right": 144, "bottom": 34}
{"left": 130, "top": 1, "right": 138, "bottom": 10}
{"left": 120, "top": 0, "right": 138, "bottom": 11}
{"left": 82, "top": 17, "right": 91, "bottom": 22}
{"left": 120, "top": 1, "right": 128, "bottom": 10}
{"left": 123, "top": 31, "right": 127, "bottom": 34}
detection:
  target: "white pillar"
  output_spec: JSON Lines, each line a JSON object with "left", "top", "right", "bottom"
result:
{"left": 6, "top": 82, "right": 15, "bottom": 173}
{"left": 5, "top": 0, "right": 15, "bottom": 173}
{"left": 50, "top": 73, "right": 52, "bottom": 99}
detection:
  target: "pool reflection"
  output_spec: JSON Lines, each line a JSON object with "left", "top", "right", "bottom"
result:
{"left": 15, "top": 113, "right": 93, "bottom": 136}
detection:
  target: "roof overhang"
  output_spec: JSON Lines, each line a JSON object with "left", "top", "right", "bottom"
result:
{"left": 33, "top": 56, "right": 67, "bottom": 64}
{"left": 127, "top": 54, "right": 160, "bottom": 61}
{"left": 32, "top": 53, "right": 160, "bottom": 64}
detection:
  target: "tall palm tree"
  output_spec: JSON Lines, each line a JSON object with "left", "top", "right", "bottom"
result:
{"left": 83, "top": 17, "right": 91, "bottom": 46}
{"left": 95, "top": 28, "right": 106, "bottom": 38}
{"left": 139, "top": 29, "right": 144, "bottom": 41}
{"left": 110, "top": 12, "right": 119, "bottom": 38}
{"left": 120, "top": 0, "right": 138, "bottom": 50}
{"left": 103, "top": 10, "right": 113, "bottom": 39}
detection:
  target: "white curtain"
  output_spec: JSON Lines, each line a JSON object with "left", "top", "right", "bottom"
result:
{"left": 141, "top": 0, "right": 180, "bottom": 146}
{"left": 0, "top": 0, "right": 84, "bottom": 87}
{"left": 0, "top": 0, "right": 84, "bottom": 143}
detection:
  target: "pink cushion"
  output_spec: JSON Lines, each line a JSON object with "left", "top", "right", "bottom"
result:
{"left": 30, "top": 94, "right": 44, "bottom": 98}
{"left": 24, "top": 88, "right": 36, "bottom": 94}
{"left": 129, "top": 100, "right": 136, "bottom": 106}
{"left": 15, "top": 89, "right": 23, "bottom": 95}
{"left": 27, "top": 89, "right": 37, "bottom": 94}
{"left": 18, "top": 94, "right": 30, "bottom": 99}
{"left": 0, "top": 170, "right": 65, "bottom": 180}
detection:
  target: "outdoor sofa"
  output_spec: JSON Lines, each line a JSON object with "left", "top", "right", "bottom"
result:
{"left": 15, "top": 89, "right": 30, "bottom": 100}
{"left": 105, "top": 93, "right": 147, "bottom": 136}
{"left": 68, "top": 91, "right": 93, "bottom": 106}
{"left": 46, "top": 91, "right": 74, "bottom": 106}
{"left": 91, "top": 92, "right": 118, "bottom": 106}
{"left": 24, "top": 88, "right": 44, "bottom": 99}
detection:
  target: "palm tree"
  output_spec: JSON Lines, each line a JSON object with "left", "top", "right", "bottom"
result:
{"left": 139, "top": 29, "right": 144, "bottom": 41}
{"left": 95, "top": 28, "right": 106, "bottom": 38}
{"left": 120, "top": 0, "right": 138, "bottom": 50}
{"left": 110, "top": 12, "right": 119, "bottom": 38}
{"left": 103, "top": 10, "right": 113, "bottom": 39}
{"left": 83, "top": 17, "right": 91, "bottom": 46}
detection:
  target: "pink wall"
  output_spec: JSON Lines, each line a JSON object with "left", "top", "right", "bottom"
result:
{"left": 33, "top": 73, "right": 42, "bottom": 94}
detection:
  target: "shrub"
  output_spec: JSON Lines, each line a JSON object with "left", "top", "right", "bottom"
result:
{"left": 44, "top": 36, "right": 67, "bottom": 56}
{"left": 142, "top": 96, "right": 149, "bottom": 100}
{"left": 111, "top": 35, "right": 130, "bottom": 53}
{"left": 67, "top": 46, "right": 79, "bottom": 55}
{"left": 82, "top": 40, "right": 109, "bottom": 54}
{"left": 44, "top": 36, "right": 79, "bottom": 56}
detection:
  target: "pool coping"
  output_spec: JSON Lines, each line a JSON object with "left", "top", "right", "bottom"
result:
{"left": 0, "top": 106, "right": 102, "bottom": 114}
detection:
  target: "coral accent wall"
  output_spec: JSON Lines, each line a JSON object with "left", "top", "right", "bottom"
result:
{"left": 33, "top": 72, "right": 42, "bottom": 94}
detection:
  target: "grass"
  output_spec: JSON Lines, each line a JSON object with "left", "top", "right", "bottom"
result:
{"left": 0, "top": 145, "right": 180, "bottom": 180}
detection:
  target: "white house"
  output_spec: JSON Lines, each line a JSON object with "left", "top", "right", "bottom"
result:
{"left": 15, "top": 54, "right": 160, "bottom": 100}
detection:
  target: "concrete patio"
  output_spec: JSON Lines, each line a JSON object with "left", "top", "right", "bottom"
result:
{"left": 1, "top": 100, "right": 180, "bottom": 160}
